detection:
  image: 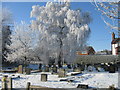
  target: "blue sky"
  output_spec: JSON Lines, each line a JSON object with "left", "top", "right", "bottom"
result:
{"left": 2, "top": 2, "right": 113, "bottom": 51}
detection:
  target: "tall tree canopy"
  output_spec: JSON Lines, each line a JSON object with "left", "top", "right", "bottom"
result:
{"left": 6, "top": 21, "right": 38, "bottom": 63}
{"left": 0, "top": 8, "right": 13, "bottom": 62}
{"left": 30, "top": 2, "right": 92, "bottom": 65}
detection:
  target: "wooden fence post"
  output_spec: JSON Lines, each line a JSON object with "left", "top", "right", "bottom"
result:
{"left": 2, "top": 76, "right": 12, "bottom": 90}
{"left": 8, "top": 77, "right": 12, "bottom": 90}
{"left": 2, "top": 76, "right": 8, "bottom": 89}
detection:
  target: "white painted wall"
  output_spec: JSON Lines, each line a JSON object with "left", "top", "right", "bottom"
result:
{"left": 112, "top": 44, "right": 118, "bottom": 55}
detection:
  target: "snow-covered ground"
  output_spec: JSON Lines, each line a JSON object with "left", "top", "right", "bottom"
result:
{"left": 0, "top": 72, "right": 118, "bottom": 89}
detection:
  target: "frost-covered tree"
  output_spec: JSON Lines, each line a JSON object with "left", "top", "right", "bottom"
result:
{"left": 0, "top": 8, "right": 13, "bottom": 24}
{"left": 30, "top": 2, "right": 92, "bottom": 66}
{"left": 0, "top": 8, "right": 13, "bottom": 62}
{"left": 92, "top": 0, "right": 119, "bottom": 31}
{"left": 6, "top": 21, "right": 38, "bottom": 64}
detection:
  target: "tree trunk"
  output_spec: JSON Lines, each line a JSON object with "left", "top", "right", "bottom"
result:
{"left": 58, "top": 38, "right": 63, "bottom": 68}
{"left": 58, "top": 26, "right": 65, "bottom": 68}
{"left": 23, "top": 56, "right": 27, "bottom": 67}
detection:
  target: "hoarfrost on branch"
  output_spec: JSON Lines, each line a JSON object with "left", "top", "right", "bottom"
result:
{"left": 30, "top": 2, "right": 92, "bottom": 64}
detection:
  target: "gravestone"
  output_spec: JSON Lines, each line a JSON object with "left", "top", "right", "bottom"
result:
{"left": 109, "top": 64, "right": 115, "bottom": 73}
{"left": 58, "top": 69, "right": 66, "bottom": 77}
{"left": 80, "top": 65, "right": 85, "bottom": 71}
{"left": 38, "top": 64, "right": 42, "bottom": 72}
{"left": 77, "top": 84, "right": 88, "bottom": 89}
{"left": 52, "top": 65, "right": 57, "bottom": 74}
{"left": 18, "top": 65, "right": 23, "bottom": 74}
{"left": 41, "top": 74, "right": 47, "bottom": 82}
{"left": 41, "top": 65, "right": 45, "bottom": 72}
{"left": 73, "top": 67, "right": 81, "bottom": 72}
{"left": 39, "top": 63, "right": 42, "bottom": 70}
{"left": 45, "top": 66, "right": 49, "bottom": 72}
{"left": 87, "top": 66, "right": 93, "bottom": 72}
{"left": 103, "top": 64, "right": 109, "bottom": 71}
{"left": 67, "top": 64, "right": 72, "bottom": 69}
{"left": 25, "top": 68, "right": 31, "bottom": 75}
{"left": 2, "top": 75, "right": 12, "bottom": 90}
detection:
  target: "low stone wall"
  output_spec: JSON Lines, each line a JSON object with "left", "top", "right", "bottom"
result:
{"left": 2, "top": 70, "right": 17, "bottom": 73}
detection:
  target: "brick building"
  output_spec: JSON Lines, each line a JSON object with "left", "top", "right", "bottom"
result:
{"left": 77, "top": 46, "right": 95, "bottom": 55}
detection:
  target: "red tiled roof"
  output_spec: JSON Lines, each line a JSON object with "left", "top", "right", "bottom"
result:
{"left": 111, "top": 38, "right": 120, "bottom": 44}
{"left": 115, "top": 46, "right": 120, "bottom": 49}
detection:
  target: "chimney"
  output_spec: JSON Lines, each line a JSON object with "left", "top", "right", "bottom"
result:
{"left": 112, "top": 32, "right": 115, "bottom": 40}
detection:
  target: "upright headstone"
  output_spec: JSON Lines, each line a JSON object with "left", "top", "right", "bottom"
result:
{"left": 109, "top": 64, "right": 115, "bottom": 73}
{"left": 41, "top": 74, "right": 47, "bottom": 82}
{"left": 52, "top": 65, "right": 57, "bottom": 74}
{"left": 42, "top": 65, "right": 46, "bottom": 72}
{"left": 103, "top": 64, "right": 109, "bottom": 71}
{"left": 25, "top": 68, "right": 31, "bottom": 75}
{"left": 45, "top": 66, "right": 49, "bottom": 72}
{"left": 87, "top": 66, "right": 93, "bottom": 72}
{"left": 8, "top": 77, "right": 12, "bottom": 89}
{"left": 67, "top": 64, "right": 71, "bottom": 69}
{"left": 78, "top": 64, "right": 85, "bottom": 71}
{"left": 58, "top": 69, "right": 66, "bottom": 77}
{"left": 18, "top": 65, "right": 23, "bottom": 74}
{"left": 39, "top": 63, "right": 42, "bottom": 70}
{"left": 38, "top": 64, "right": 42, "bottom": 72}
